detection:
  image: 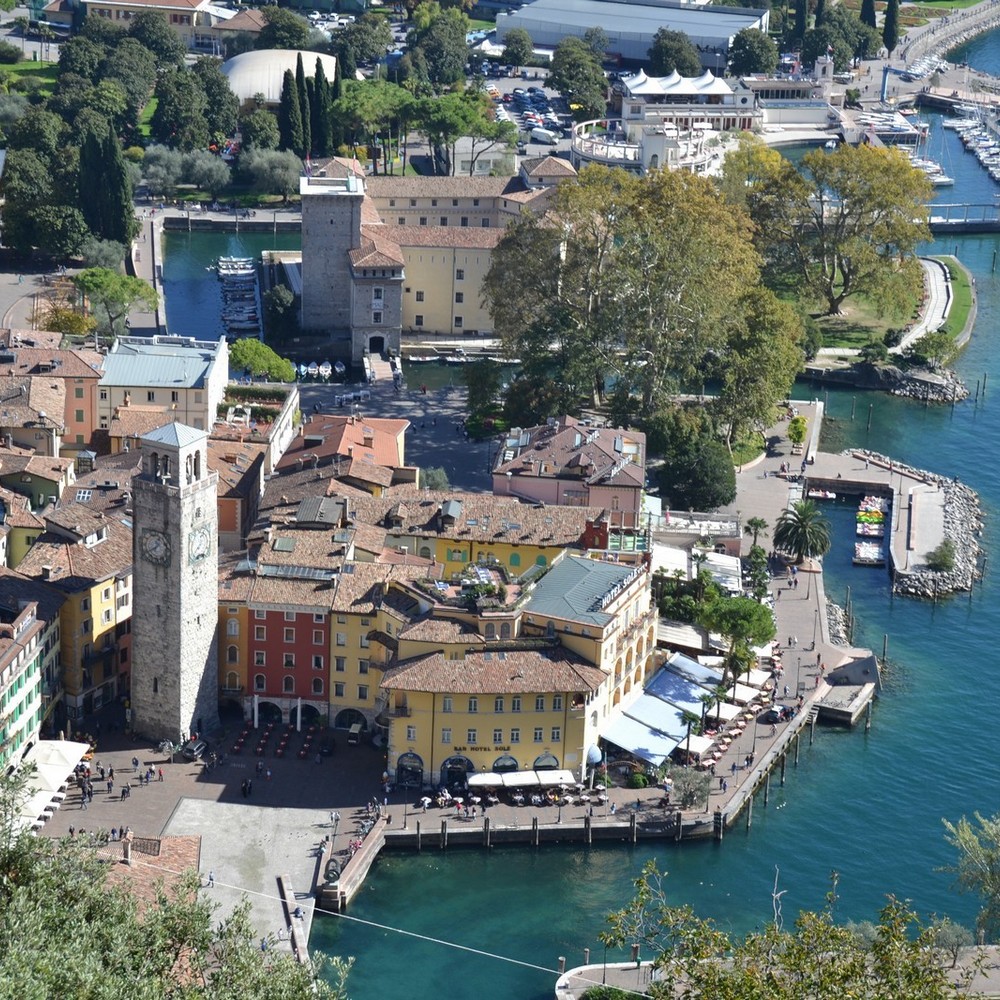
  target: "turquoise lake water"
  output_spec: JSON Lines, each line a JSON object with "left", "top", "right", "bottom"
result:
{"left": 154, "top": 48, "right": 1000, "bottom": 994}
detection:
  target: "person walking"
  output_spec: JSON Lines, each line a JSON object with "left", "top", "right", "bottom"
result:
{"left": 207, "top": 870, "right": 215, "bottom": 888}
{"left": 158, "top": 768, "right": 164, "bottom": 782}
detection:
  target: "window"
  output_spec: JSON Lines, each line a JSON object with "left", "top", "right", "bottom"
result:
{"left": 533, "top": 728, "right": 543, "bottom": 743}
{"left": 283, "top": 611, "right": 295, "bottom": 621}
{"left": 336, "top": 633, "right": 346, "bottom": 646}
{"left": 334, "top": 682, "right": 345, "bottom": 697}
{"left": 99, "top": 389, "right": 108, "bottom": 401}
{"left": 431, "top": 199, "right": 438, "bottom": 207}
{"left": 468, "top": 697, "right": 478, "bottom": 713}
{"left": 147, "top": 391, "right": 155, "bottom": 402}
{"left": 473, "top": 198, "right": 480, "bottom": 207}
{"left": 455, "top": 292, "right": 464, "bottom": 303}
{"left": 456, "top": 269, "right": 465, "bottom": 280}
{"left": 460, "top": 216, "right": 468, "bottom": 227}
{"left": 255, "top": 610, "right": 266, "bottom": 619}
{"left": 254, "top": 652, "right": 265, "bottom": 666}
{"left": 551, "top": 726, "right": 561, "bottom": 742}
{"left": 81, "top": 619, "right": 92, "bottom": 634}
{"left": 553, "top": 695, "right": 563, "bottom": 711}
{"left": 535, "top": 695, "right": 545, "bottom": 712}
{"left": 389, "top": 199, "right": 396, "bottom": 207}
{"left": 415, "top": 290, "right": 424, "bottom": 302}
{"left": 398, "top": 217, "right": 405, "bottom": 224}
{"left": 312, "top": 655, "right": 323, "bottom": 670}
{"left": 358, "top": 684, "right": 369, "bottom": 700}
{"left": 75, "top": 409, "right": 85, "bottom": 423}
{"left": 452, "top": 198, "right": 458, "bottom": 206}
{"left": 467, "top": 729, "right": 477, "bottom": 745}
{"left": 255, "top": 626, "right": 265, "bottom": 640}
{"left": 454, "top": 316, "right": 463, "bottom": 327}
{"left": 442, "top": 696, "right": 453, "bottom": 713}
{"left": 440, "top": 216, "right": 448, "bottom": 226}
{"left": 227, "top": 645, "right": 238, "bottom": 663}
{"left": 373, "top": 287, "right": 383, "bottom": 301}
{"left": 284, "top": 628, "right": 295, "bottom": 642}
{"left": 255, "top": 674, "right": 265, "bottom": 691}
{"left": 337, "top": 615, "right": 346, "bottom": 624}
{"left": 335, "top": 657, "right": 346, "bottom": 672}
{"left": 409, "top": 198, "right": 416, "bottom": 207}
{"left": 283, "top": 653, "right": 295, "bottom": 668}
{"left": 312, "top": 678, "right": 324, "bottom": 695}
{"left": 80, "top": 598, "right": 90, "bottom": 612}
{"left": 511, "top": 728, "right": 520, "bottom": 743}
{"left": 512, "top": 697, "right": 521, "bottom": 713}
{"left": 314, "top": 613, "right": 325, "bottom": 623}
{"left": 406, "top": 725, "right": 416, "bottom": 741}
{"left": 313, "top": 630, "right": 323, "bottom": 644}
{"left": 102, "top": 609, "right": 112, "bottom": 625}
{"left": 419, "top": 217, "right": 427, "bottom": 226}
{"left": 171, "top": 391, "right": 179, "bottom": 403}
{"left": 415, "top": 315, "right": 424, "bottom": 326}
{"left": 359, "top": 635, "right": 370, "bottom": 648}
{"left": 283, "top": 676, "right": 294, "bottom": 694}
{"left": 373, "top": 311, "right": 383, "bottom": 325}
{"left": 359, "top": 659, "right": 369, "bottom": 674}
{"left": 361, "top": 618, "right": 370, "bottom": 627}
{"left": 493, "top": 728, "right": 503, "bottom": 743}
{"left": 75, "top": 386, "right": 84, "bottom": 398}
{"left": 494, "top": 696, "right": 504, "bottom": 713}
{"left": 481, "top": 219, "right": 490, "bottom": 228}
{"left": 227, "top": 619, "right": 239, "bottom": 636}
{"left": 441, "top": 727, "right": 452, "bottom": 744}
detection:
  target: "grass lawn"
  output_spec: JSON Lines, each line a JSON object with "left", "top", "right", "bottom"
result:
{"left": 467, "top": 17, "right": 495, "bottom": 29}
{"left": 934, "top": 255, "right": 973, "bottom": 340}
{"left": 0, "top": 60, "right": 58, "bottom": 95}
{"left": 732, "top": 431, "right": 765, "bottom": 467}
{"left": 139, "top": 97, "right": 157, "bottom": 138}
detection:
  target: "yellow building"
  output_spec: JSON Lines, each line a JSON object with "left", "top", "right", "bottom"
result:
{"left": 16, "top": 504, "right": 134, "bottom": 722}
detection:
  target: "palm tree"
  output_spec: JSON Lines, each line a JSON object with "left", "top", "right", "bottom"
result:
{"left": 744, "top": 516, "right": 769, "bottom": 549}
{"left": 681, "top": 709, "right": 701, "bottom": 762}
{"left": 773, "top": 500, "right": 831, "bottom": 565}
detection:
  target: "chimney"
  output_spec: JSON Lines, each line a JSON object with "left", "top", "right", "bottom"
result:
{"left": 363, "top": 432, "right": 374, "bottom": 447}
{"left": 348, "top": 445, "right": 354, "bottom": 458}
{"left": 4, "top": 434, "right": 11, "bottom": 450}
{"left": 310, "top": 455, "right": 319, "bottom": 468}
{"left": 41, "top": 565, "right": 53, "bottom": 580}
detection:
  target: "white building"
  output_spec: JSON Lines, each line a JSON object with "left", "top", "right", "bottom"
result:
{"left": 98, "top": 336, "right": 229, "bottom": 434}
{"left": 497, "top": 0, "right": 768, "bottom": 68}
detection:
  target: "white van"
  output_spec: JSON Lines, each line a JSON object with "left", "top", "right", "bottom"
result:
{"left": 347, "top": 723, "right": 363, "bottom": 745}
{"left": 530, "top": 127, "right": 558, "bottom": 145}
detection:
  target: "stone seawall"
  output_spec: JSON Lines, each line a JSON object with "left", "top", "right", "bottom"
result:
{"left": 904, "top": 1, "right": 1000, "bottom": 65}
{"left": 804, "top": 363, "right": 969, "bottom": 403}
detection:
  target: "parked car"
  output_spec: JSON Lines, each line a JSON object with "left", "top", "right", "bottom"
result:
{"left": 181, "top": 738, "right": 209, "bottom": 761}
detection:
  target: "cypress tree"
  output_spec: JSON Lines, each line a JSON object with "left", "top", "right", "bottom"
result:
{"left": 78, "top": 131, "right": 107, "bottom": 238}
{"left": 860, "top": 0, "right": 877, "bottom": 30}
{"left": 312, "top": 57, "right": 333, "bottom": 157}
{"left": 103, "top": 131, "right": 138, "bottom": 245}
{"left": 277, "top": 69, "right": 303, "bottom": 156}
{"left": 882, "top": 0, "right": 899, "bottom": 52}
{"left": 794, "top": 0, "right": 807, "bottom": 44}
{"left": 296, "top": 52, "right": 311, "bottom": 157}
{"left": 814, "top": 0, "right": 826, "bottom": 26}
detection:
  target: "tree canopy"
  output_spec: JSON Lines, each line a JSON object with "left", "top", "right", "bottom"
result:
{"left": 229, "top": 339, "right": 296, "bottom": 382}
{"left": 73, "top": 268, "right": 157, "bottom": 336}
{"left": 256, "top": 7, "right": 311, "bottom": 50}
{"left": 502, "top": 27, "right": 533, "bottom": 70}
{"left": 773, "top": 499, "right": 832, "bottom": 564}
{"left": 729, "top": 28, "right": 779, "bottom": 75}
{"left": 647, "top": 28, "right": 702, "bottom": 76}
{"left": 549, "top": 36, "right": 607, "bottom": 117}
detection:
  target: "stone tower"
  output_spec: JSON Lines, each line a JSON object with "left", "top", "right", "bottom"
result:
{"left": 130, "top": 422, "right": 219, "bottom": 743}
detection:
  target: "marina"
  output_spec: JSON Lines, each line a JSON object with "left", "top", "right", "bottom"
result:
{"left": 216, "top": 255, "right": 263, "bottom": 340}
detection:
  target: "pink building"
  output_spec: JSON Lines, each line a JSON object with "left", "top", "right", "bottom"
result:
{"left": 493, "top": 416, "right": 646, "bottom": 515}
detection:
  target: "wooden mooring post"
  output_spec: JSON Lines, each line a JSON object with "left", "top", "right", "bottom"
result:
{"left": 763, "top": 772, "right": 770, "bottom": 806}
{"left": 416, "top": 821, "right": 421, "bottom": 852}
{"left": 629, "top": 812, "right": 638, "bottom": 844}
{"left": 440, "top": 820, "right": 448, "bottom": 850}
{"left": 865, "top": 701, "right": 873, "bottom": 732}
{"left": 746, "top": 795, "right": 753, "bottom": 831}
{"left": 483, "top": 817, "right": 491, "bottom": 848}
{"left": 780, "top": 754, "right": 786, "bottom": 787}
{"left": 584, "top": 815, "right": 592, "bottom": 844}
{"left": 713, "top": 807, "right": 724, "bottom": 841}
{"left": 531, "top": 817, "right": 539, "bottom": 847}
{"left": 794, "top": 732, "right": 800, "bottom": 765}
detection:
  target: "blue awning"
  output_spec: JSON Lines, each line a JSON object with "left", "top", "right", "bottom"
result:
{"left": 602, "top": 715, "right": 679, "bottom": 766}
{"left": 645, "top": 667, "right": 713, "bottom": 716}
{"left": 666, "top": 651, "right": 723, "bottom": 688}
{"left": 624, "top": 694, "right": 687, "bottom": 740}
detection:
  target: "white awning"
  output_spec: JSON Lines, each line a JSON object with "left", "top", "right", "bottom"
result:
{"left": 727, "top": 682, "right": 760, "bottom": 705}
{"left": 602, "top": 715, "right": 678, "bottom": 766}
{"left": 676, "top": 733, "right": 714, "bottom": 757}
{"left": 536, "top": 769, "right": 575, "bottom": 787}
{"left": 743, "top": 668, "right": 772, "bottom": 688}
{"left": 14, "top": 740, "right": 91, "bottom": 832}
{"left": 468, "top": 772, "right": 503, "bottom": 788}
{"left": 705, "top": 701, "right": 742, "bottom": 722}
{"left": 501, "top": 770, "right": 540, "bottom": 787}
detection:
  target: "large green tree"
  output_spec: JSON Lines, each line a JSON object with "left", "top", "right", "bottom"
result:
{"left": 728, "top": 27, "right": 779, "bottom": 76}
{"left": 73, "top": 268, "right": 158, "bottom": 336}
{"left": 944, "top": 811, "right": 1000, "bottom": 942}
{"left": 647, "top": 28, "right": 701, "bottom": 76}
{"left": 698, "top": 594, "right": 775, "bottom": 686}
{"left": 295, "top": 52, "right": 311, "bottom": 158}
{"left": 773, "top": 499, "right": 832, "bottom": 564}
{"left": 549, "top": 36, "right": 606, "bottom": 117}
{"left": 335, "top": 12, "right": 393, "bottom": 67}
{"left": 255, "top": 7, "right": 310, "bottom": 50}
{"left": 240, "top": 148, "right": 303, "bottom": 202}
{"left": 192, "top": 57, "right": 240, "bottom": 141}
{"left": 883, "top": 0, "right": 900, "bottom": 53}
{"left": 128, "top": 9, "right": 186, "bottom": 67}
{"left": 78, "top": 130, "right": 139, "bottom": 245}
{"left": 277, "top": 69, "right": 304, "bottom": 156}
{"left": 502, "top": 27, "right": 533, "bottom": 71}
{"left": 407, "top": 3, "right": 470, "bottom": 92}
{"left": 240, "top": 108, "right": 280, "bottom": 150}
{"left": 311, "top": 57, "right": 334, "bottom": 157}
{"left": 150, "top": 69, "right": 210, "bottom": 151}
{"left": 229, "top": 338, "right": 296, "bottom": 381}
{"left": 860, "top": 0, "right": 878, "bottom": 29}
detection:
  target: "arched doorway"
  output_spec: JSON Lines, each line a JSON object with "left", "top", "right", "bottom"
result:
{"left": 219, "top": 698, "right": 243, "bottom": 727}
{"left": 369, "top": 335, "right": 385, "bottom": 355}
{"left": 258, "top": 701, "right": 282, "bottom": 724}
{"left": 533, "top": 752, "right": 559, "bottom": 770}
{"left": 440, "top": 755, "right": 474, "bottom": 789}
{"left": 335, "top": 708, "right": 367, "bottom": 731}
{"left": 493, "top": 754, "right": 518, "bottom": 773}
{"left": 290, "top": 704, "right": 322, "bottom": 728}
{"left": 396, "top": 751, "right": 424, "bottom": 788}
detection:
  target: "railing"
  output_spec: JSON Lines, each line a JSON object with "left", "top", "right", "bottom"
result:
{"left": 220, "top": 684, "right": 244, "bottom": 694}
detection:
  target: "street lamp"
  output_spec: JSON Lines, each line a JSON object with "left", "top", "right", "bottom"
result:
{"left": 557, "top": 799, "right": 562, "bottom": 824}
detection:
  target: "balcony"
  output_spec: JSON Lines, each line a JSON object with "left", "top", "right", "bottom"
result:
{"left": 385, "top": 703, "right": 411, "bottom": 718}
{"left": 220, "top": 683, "right": 244, "bottom": 695}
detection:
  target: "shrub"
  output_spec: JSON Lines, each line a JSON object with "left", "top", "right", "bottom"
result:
{"left": 926, "top": 538, "right": 956, "bottom": 573}
{"left": 0, "top": 41, "right": 22, "bottom": 64}
{"left": 627, "top": 772, "right": 648, "bottom": 789}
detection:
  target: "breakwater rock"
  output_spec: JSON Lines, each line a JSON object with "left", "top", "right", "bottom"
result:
{"left": 851, "top": 450, "right": 984, "bottom": 597}
{"left": 804, "top": 363, "right": 969, "bottom": 403}
{"left": 826, "top": 600, "right": 850, "bottom": 645}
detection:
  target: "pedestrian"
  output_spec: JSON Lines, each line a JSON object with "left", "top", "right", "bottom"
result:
{"left": 110, "top": 827, "right": 117, "bottom": 841}
{"left": 787, "top": 635, "right": 792, "bottom": 648}
{"left": 719, "top": 776, "right": 724, "bottom": 789}
{"left": 207, "top": 870, "right": 215, "bottom": 888}
{"left": 246, "top": 779, "right": 252, "bottom": 796}
{"left": 266, "top": 768, "right": 271, "bottom": 781}
{"left": 315, "top": 753, "right": 321, "bottom": 765}
{"left": 69, "top": 825, "right": 75, "bottom": 837}
{"left": 119, "top": 826, "right": 125, "bottom": 840}
{"left": 730, "top": 761, "right": 737, "bottom": 776}
{"left": 722, "top": 779, "right": 728, "bottom": 793}
{"left": 17, "top": 274, "right": 22, "bottom": 284}
{"left": 330, "top": 810, "right": 336, "bottom": 825}
{"left": 783, "top": 684, "right": 789, "bottom": 697}
{"left": 109, "top": 766, "right": 114, "bottom": 780}
{"left": 793, "top": 635, "right": 798, "bottom": 647}
{"left": 257, "top": 760, "right": 264, "bottom": 776}
{"left": 120, "top": 786, "right": 127, "bottom": 801}
{"left": 776, "top": 589, "right": 781, "bottom": 601}
{"left": 771, "top": 723, "right": 777, "bottom": 735}
{"left": 793, "top": 578, "right": 798, "bottom": 589}
{"left": 158, "top": 768, "right": 164, "bottom": 781}
{"left": 81, "top": 795, "right": 88, "bottom": 810}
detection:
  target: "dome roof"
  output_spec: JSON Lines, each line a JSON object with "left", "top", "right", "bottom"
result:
{"left": 221, "top": 49, "right": 338, "bottom": 104}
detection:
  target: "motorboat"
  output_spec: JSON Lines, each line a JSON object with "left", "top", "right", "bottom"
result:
{"left": 334, "top": 360, "right": 347, "bottom": 375}
{"left": 406, "top": 355, "right": 440, "bottom": 363}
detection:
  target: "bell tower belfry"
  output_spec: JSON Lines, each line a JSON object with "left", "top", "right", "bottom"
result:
{"left": 130, "top": 421, "right": 219, "bottom": 742}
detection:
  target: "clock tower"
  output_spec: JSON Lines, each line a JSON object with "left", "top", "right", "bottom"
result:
{"left": 131, "top": 422, "right": 219, "bottom": 743}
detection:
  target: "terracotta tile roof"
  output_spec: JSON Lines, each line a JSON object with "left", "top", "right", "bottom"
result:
{"left": 69, "top": 453, "right": 142, "bottom": 514}
{"left": 0, "top": 329, "right": 62, "bottom": 351}
{"left": 338, "top": 489, "right": 602, "bottom": 548}
{"left": 521, "top": 155, "right": 578, "bottom": 178}
{"left": 213, "top": 6, "right": 266, "bottom": 30}
{"left": 330, "top": 562, "right": 433, "bottom": 614}
{"left": 248, "top": 572, "right": 335, "bottom": 610}
{"left": 108, "top": 406, "right": 173, "bottom": 441}
{"left": 374, "top": 224, "right": 503, "bottom": 250}
{"left": 0, "top": 485, "right": 44, "bottom": 529}
{"left": 382, "top": 647, "right": 606, "bottom": 695}
{"left": 349, "top": 231, "right": 405, "bottom": 268}
{"left": 206, "top": 439, "right": 266, "bottom": 501}
{"left": 350, "top": 521, "right": 387, "bottom": 556}
{"left": 25, "top": 454, "right": 75, "bottom": 481}
{"left": 218, "top": 554, "right": 254, "bottom": 602}
{"left": 0, "top": 376, "right": 66, "bottom": 429}
{"left": 0, "top": 566, "right": 65, "bottom": 623}
{"left": 18, "top": 516, "right": 133, "bottom": 592}
{"left": 278, "top": 413, "right": 408, "bottom": 472}
{"left": 493, "top": 417, "right": 646, "bottom": 490}
{"left": 365, "top": 176, "right": 510, "bottom": 200}
{"left": 398, "top": 617, "right": 482, "bottom": 643}
{"left": 81, "top": 0, "right": 205, "bottom": 8}
{"left": 44, "top": 500, "right": 113, "bottom": 540}
{"left": 310, "top": 156, "right": 366, "bottom": 181}
{"left": 2, "top": 347, "right": 102, "bottom": 380}
{"left": 104, "top": 835, "right": 201, "bottom": 913}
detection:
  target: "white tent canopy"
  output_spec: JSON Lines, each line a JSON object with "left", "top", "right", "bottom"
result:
{"left": 14, "top": 740, "right": 91, "bottom": 832}
{"left": 537, "top": 769, "right": 576, "bottom": 787}
{"left": 501, "top": 770, "right": 540, "bottom": 787}
{"left": 468, "top": 772, "right": 503, "bottom": 788}
{"left": 743, "top": 668, "right": 772, "bottom": 688}
{"left": 705, "top": 701, "right": 742, "bottom": 722}
{"left": 676, "top": 734, "right": 714, "bottom": 758}
{"left": 727, "top": 682, "right": 761, "bottom": 705}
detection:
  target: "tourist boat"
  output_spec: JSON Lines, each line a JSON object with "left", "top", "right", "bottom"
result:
{"left": 334, "top": 360, "right": 347, "bottom": 375}
{"left": 308, "top": 362, "right": 319, "bottom": 377}
{"left": 488, "top": 355, "right": 522, "bottom": 365}
{"left": 807, "top": 489, "right": 836, "bottom": 500}
{"left": 405, "top": 355, "right": 440, "bottom": 363}
{"left": 319, "top": 361, "right": 333, "bottom": 379}
{"left": 445, "top": 348, "right": 476, "bottom": 364}
{"left": 853, "top": 541, "right": 885, "bottom": 566}
{"left": 824, "top": 139, "right": 838, "bottom": 150}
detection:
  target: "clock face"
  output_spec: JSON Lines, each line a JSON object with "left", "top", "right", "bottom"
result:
{"left": 189, "top": 526, "right": 211, "bottom": 563}
{"left": 141, "top": 530, "right": 171, "bottom": 565}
